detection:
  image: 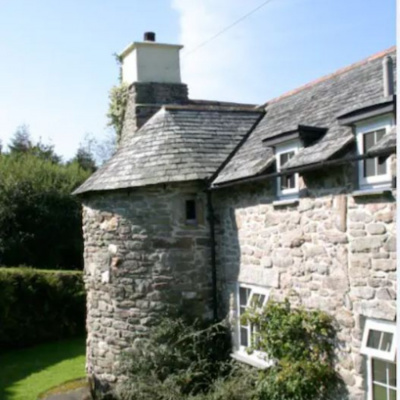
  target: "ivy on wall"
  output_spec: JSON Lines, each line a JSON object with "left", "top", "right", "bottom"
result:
{"left": 106, "top": 54, "right": 129, "bottom": 144}
{"left": 106, "top": 82, "right": 129, "bottom": 144}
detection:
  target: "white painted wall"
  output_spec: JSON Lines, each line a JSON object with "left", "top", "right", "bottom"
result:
{"left": 121, "top": 42, "right": 183, "bottom": 85}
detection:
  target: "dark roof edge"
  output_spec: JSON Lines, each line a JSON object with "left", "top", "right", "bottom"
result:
{"left": 210, "top": 148, "right": 396, "bottom": 190}
{"left": 257, "top": 46, "right": 396, "bottom": 109}
{"left": 73, "top": 178, "right": 208, "bottom": 197}
{"left": 262, "top": 125, "right": 328, "bottom": 147}
{"left": 338, "top": 103, "right": 395, "bottom": 126}
{"left": 208, "top": 111, "right": 266, "bottom": 185}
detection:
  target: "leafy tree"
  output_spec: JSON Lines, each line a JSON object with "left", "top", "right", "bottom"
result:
{"left": 0, "top": 153, "right": 90, "bottom": 269}
{"left": 8, "top": 125, "right": 32, "bottom": 154}
{"left": 8, "top": 125, "right": 61, "bottom": 163}
{"left": 71, "top": 146, "right": 97, "bottom": 172}
{"left": 31, "top": 139, "right": 62, "bottom": 164}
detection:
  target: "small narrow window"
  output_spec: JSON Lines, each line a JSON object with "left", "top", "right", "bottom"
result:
{"left": 185, "top": 199, "right": 197, "bottom": 223}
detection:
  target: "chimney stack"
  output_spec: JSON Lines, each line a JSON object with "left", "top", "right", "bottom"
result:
{"left": 118, "top": 33, "right": 189, "bottom": 139}
{"left": 119, "top": 32, "right": 183, "bottom": 86}
{"left": 382, "top": 55, "right": 394, "bottom": 97}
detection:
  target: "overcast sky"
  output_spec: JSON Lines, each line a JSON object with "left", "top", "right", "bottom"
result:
{"left": 0, "top": 0, "right": 395, "bottom": 159}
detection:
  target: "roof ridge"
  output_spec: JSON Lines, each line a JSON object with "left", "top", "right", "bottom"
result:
{"left": 261, "top": 46, "right": 396, "bottom": 107}
{"left": 163, "top": 104, "right": 262, "bottom": 112}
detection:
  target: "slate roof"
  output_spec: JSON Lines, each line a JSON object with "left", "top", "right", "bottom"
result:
{"left": 74, "top": 106, "right": 262, "bottom": 194}
{"left": 212, "top": 47, "right": 396, "bottom": 186}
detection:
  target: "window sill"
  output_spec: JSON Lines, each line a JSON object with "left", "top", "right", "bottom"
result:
{"left": 230, "top": 351, "right": 271, "bottom": 369}
{"left": 273, "top": 198, "right": 299, "bottom": 208}
{"left": 352, "top": 188, "right": 393, "bottom": 198}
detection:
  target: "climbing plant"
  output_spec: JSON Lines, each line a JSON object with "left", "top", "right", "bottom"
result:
{"left": 243, "top": 299, "right": 340, "bottom": 400}
{"left": 106, "top": 54, "right": 129, "bottom": 143}
{"left": 106, "top": 82, "right": 129, "bottom": 144}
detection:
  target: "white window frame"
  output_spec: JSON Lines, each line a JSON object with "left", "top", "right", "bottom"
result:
{"left": 232, "top": 282, "right": 270, "bottom": 368}
{"left": 356, "top": 115, "right": 394, "bottom": 190}
{"left": 275, "top": 140, "right": 301, "bottom": 199}
{"left": 360, "top": 319, "right": 397, "bottom": 400}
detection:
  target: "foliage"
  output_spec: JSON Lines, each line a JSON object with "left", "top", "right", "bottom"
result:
{"left": 71, "top": 146, "right": 97, "bottom": 172}
{"left": 8, "top": 125, "right": 61, "bottom": 164}
{"left": 0, "top": 268, "right": 85, "bottom": 350}
{"left": 8, "top": 124, "right": 32, "bottom": 154}
{"left": 0, "top": 153, "right": 90, "bottom": 269}
{"left": 114, "top": 317, "right": 236, "bottom": 400}
{"left": 192, "top": 366, "right": 257, "bottom": 400}
{"left": 243, "top": 299, "right": 339, "bottom": 400}
{"left": 106, "top": 83, "right": 129, "bottom": 143}
{"left": 0, "top": 337, "right": 85, "bottom": 400}
{"left": 109, "top": 300, "right": 339, "bottom": 400}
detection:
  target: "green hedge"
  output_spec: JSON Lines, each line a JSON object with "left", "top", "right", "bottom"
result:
{"left": 0, "top": 268, "right": 86, "bottom": 350}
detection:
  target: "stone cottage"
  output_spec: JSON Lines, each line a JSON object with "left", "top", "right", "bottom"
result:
{"left": 74, "top": 33, "right": 397, "bottom": 400}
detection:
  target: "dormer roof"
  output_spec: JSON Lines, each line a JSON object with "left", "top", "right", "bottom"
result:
{"left": 212, "top": 47, "right": 396, "bottom": 186}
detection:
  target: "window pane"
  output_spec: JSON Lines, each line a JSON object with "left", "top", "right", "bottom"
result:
{"left": 377, "top": 156, "right": 387, "bottom": 175}
{"left": 240, "top": 327, "right": 248, "bottom": 347}
{"left": 373, "top": 384, "right": 388, "bottom": 400}
{"left": 376, "top": 129, "right": 386, "bottom": 141}
{"left": 239, "top": 287, "right": 249, "bottom": 306}
{"left": 279, "top": 151, "right": 294, "bottom": 167}
{"left": 281, "top": 174, "right": 295, "bottom": 190}
{"left": 388, "top": 362, "right": 396, "bottom": 387}
{"left": 287, "top": 174, "right": 295, "bottom": 189}
{"left": 251, "top": 294, "right": 265, "bottom": 308}
{"left": 364, "top": 131, "right": 376, "bottom": 152}
{"left": 389, "top": 389, "right": 396, "bottom": 400}
{"left": 368, "top": 330, "right": 382, "bottom": 349}
{"left": 373, "top": 359, "right": 388, "bottom": 384}
{"left": 364, "top": 158, "right": 376, "bottom": 177}
{"left": 381, "top": 333, "right": 393, "bottom": 352}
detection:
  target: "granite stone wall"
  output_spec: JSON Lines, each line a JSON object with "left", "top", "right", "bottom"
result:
{"left": 213, "top": 163, "right": 396, "bottom": 400}
{"left": 82, "top": 181, "right": 212, "bottom": 386}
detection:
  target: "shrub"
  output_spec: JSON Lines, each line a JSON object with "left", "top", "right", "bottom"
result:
{"left": 0, "top": 267, "right": 85, "bottom": 350}
{"left": 111, "top": 300, "right": 340, "bottom": 400}
{"left": 0, "top": 154, "right": 90, "bottom": 269}
{"left": 114, "top": 317, "right": 235, "bottom": 400}
{"left": 243, "top": 299, "right": 339, "bottom": 400}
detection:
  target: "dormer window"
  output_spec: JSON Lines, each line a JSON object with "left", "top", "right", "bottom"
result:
{"left": 356, "top": 115, "right": 394, "bottom": 190}
{"left": 275, "top": 141, "right": 300, "bottom": 198}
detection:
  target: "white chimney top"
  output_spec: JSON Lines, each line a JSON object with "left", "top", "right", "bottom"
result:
{"left": 119, "top": 32, "right": 183, "bottom": 85}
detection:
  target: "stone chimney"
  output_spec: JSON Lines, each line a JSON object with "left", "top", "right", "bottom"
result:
{"left": 119, "top": 32, "right": 189, "bottom": 139}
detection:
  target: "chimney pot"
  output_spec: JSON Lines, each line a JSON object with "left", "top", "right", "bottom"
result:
{"left": 144, "top": 32, "right": 156, "bottom": 42}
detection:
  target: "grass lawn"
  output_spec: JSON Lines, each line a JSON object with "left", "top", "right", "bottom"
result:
{"left": 0, "top": 337, "right": 86, "bottom": 400}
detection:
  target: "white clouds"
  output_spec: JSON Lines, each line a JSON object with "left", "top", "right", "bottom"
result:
{"left": 171, "top": 0, "right": 266, "bottom": 103}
